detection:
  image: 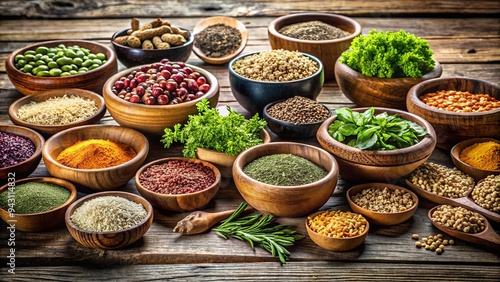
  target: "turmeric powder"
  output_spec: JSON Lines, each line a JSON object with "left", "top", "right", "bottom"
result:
{"left": 459, "top": 141, "right": 500, "bottom": 171}
{"left": 56, "top": 139, "right": 137, "bottom": 169}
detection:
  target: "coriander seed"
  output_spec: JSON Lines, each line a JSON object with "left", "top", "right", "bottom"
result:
{"left": 412, "top": 234, "right": 419, "bottom": 240}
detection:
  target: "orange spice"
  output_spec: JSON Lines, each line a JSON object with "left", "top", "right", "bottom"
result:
{"left": 419, "top": 90, "right": 500, "bottom": 112}
{"left": 459, "top": 141, "right": 500, "bottom": 171}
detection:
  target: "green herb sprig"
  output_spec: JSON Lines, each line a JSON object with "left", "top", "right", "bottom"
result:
{"left": 212, "top": 202, "right": 304, "bottom": 264}
{"left": 328, "top": 107, "right": 428, "bottom": 150}
{"left": 161, "top": 98, "right": 267, "bottom": 158}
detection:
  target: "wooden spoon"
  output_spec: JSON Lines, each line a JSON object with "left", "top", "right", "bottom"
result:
{"left": 173, "top": 206, "right": 252, "bottom": 235}
{"left": 192, "top": 16, "right": 248, "bottom": 65}
{"left": 428, "top": 205, "right": 500, "bottom": 250}
{"left": 405, "top": 179, "right": 500, "bottom": 223}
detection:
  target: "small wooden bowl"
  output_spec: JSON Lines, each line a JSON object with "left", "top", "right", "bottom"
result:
{"left": 233, "top": 142, "right": 339, "bottom": 217}
{"left": 8, "top": 88, "right": 106, "bottom": 135}
{"left": 196, "top": 129, "right": 271, "bottom": 177}
{"left": 135, "top": 157, "right": 221, "bottom": 212}
{"left": 346, "top": 183, "right": 419, "bottom": 225}
{"left": 111, "top": 27, "right": 194, "bottom": 68}
{"left": 407, "top": 77, "right": 500, "bottom": 149}
{"left": 0, "top": 125, "right": 44, "bottom": 182}
{"left": 451, "top": 138, "right": 500, "bottom": 182}
{"left": 42, "top": 125, "right": 149, "bottom": 191}
{"left": 103, "top": 63, "right": 219, "bottom": 135}
{"left": 316, "top": 107, "right": 437, "bottom": 182}
{"left": 5, "top": 40, "right": 118, "bottom": 96}
{"left": 65, "top": 191, "right": 153, "bottom": 249}
{"left": 268, "top": 13, "right": 362, "bottom": 81}
{"left": 0, "top": 177, "right": 77, "bottom": 232}
{"left": 335, "top": 58, "right": 442, "bottom": 110}
{"left": 305, "top": 210, "right": 370, "bottom": 251}
{"left": 192, "top": 16, "right": 248, "bottom": 65}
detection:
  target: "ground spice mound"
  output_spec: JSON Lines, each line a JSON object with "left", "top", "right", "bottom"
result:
{"left": 194, "top": 23, "right": 242, "bottom": 58}
{"left": 278, "top": 20, "right": 351, "bottom": 41}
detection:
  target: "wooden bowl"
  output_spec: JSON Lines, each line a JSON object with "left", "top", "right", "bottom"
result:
{"left": 42, "top": 125, "right": 149, "bottom": 191}
{"left": 5, "top": 40, "right": 118, "bottom": 96}
{"left": 0, "top": 125, "right": 44, "bottom": 182}
{"left": 111, "top": 27, "right": 194, "bottom": 68}
{"left": 103, "top": 63, "right": 219, "bottom": 135}
{"left": 229, "top": 51, "right": 324, "bottom": 115}
{"left": 65, "top": 191, "right": 153, "bottom": 249}
{"left": 135, "top": 157, "right": 221, "bottom": 212}
{"left": 407, "top": 77, "right": 500, "bottom": 149}
{"left": 316, "top": 107, "right": 437, "bottom": 182}
{"left": 268, "top": 13, "right": 361, "bottom": 81}
{"left": 305, "top": 210, "right": 369, "bottom": 251}
{"left": 0, "top": 177, "right": 77, "bottom": 232}
{"left": 196, "top": 129, "right": 271, "bottom": 178}
{"left": 8, "top": 88, "right": 106, "bottom": 135}
{"left": 335, "top": 58, "right": 442, "bottom": 110}
{"left": 233, "top": 142, "right": 339, "bottom": 217}
{"left": 346, "top": 183, "right": 419, "bottom": 225}
{"left": 192, "top": 16, "right": 248, "bottom": 64}
{"left": 451, "top": 138, "right": 500, "bottom": 182}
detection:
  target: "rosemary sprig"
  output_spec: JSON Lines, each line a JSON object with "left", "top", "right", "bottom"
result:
{"left": 212, "top": 202, "right": 304, "bottom": 264}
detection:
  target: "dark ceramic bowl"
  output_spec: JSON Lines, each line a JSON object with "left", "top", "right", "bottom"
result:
{"left": 263, "top": 99, "right": 331, "bottom": 139}
{"left": 229, "top": 51, "right": 324, "bottom": 115}
{"left": 111, "top": 27, "right": 194, "bottom": 68}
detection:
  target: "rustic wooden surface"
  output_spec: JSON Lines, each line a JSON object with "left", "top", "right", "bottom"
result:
{"left": 0, "top": 1, "right": 499, "bottom": 281}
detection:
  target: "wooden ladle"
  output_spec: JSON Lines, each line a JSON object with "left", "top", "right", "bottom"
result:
{"left": 428, "top": 205, "right": 500, "bottom": 250}
{"left": 405, "top": 179, "right": 500, "bottom": 223}
{"left": 192, "top": 16, "right": 248, "bottom": 65}
{"left": 173, "top": 206, "right": 252, "bottom": 235}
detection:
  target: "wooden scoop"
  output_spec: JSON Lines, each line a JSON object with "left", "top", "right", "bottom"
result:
{"left": 173, "top": 206, "right": 252, "bottom": 235}
{"left": 428, "top": 205, "right": 500, "bottom": 250}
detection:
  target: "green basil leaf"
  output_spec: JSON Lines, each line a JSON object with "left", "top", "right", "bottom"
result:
{"left": 347, "top": 138, "right": 357, "bottom": 147}
{"left": 335, "top": 108, "right": 354, "bottom": 123}
{"left": 332, "top": 131, "right": 345, "bottom": 142}
{"left": 338, "top": 123, "right": 358, "bottom": 136}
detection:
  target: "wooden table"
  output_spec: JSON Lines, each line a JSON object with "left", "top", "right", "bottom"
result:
{"left": 1, "top": 1, "right": 499, "bottom": 280}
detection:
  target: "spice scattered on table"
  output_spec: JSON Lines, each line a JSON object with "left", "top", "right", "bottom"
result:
{"left": 243, "top": 153, "right": 327, "bottom": 186}
{"left": 459, "top": 141, "right": 500, "bottom": 171}
{"left": 351, "top": 187, "right": 414, "bottom": 212}
{"left": 17, "top": 94, "right": 98, "bottom": 125}
{"left": 139, "top": 160, "right": 216, "bottom": 194}
{"left": 412, "top": 233, "right": 454, "bottom": 254}
{"left": 0, "top": 182, "right": 70, "bottom": 214}
{"left": 407, "top": 162, "right": 474, "bottom": 198}
{"left": 231, "top": 49, "right": 318, "bottom": 82}
{"left": 267, "top": 96, "right": 330, "bottom": 124}
{"left": 307, "top": 210, "right": 368, "bottom": 238}
{"left": 194, "top": 23, "right": 242, "bottom": 58}
{"left": 70, "top": 196, "right": 147, "bottom": 232}
{"left": 56, "top": 139, "right": 136, "bottom": 169}
{"left": 431, "top": 205, "right": 485, "bottom": 234}
{"left": 0, "top": 131, "right": 36, "bottom": 168}
{"left": 278, "top": 20, "right": 350, "bottom": 40}
{"left": 471, "top": 174, "right": 500, "bottom": 213}
{"left": 419, "top": 90, "right": 500, "bottom": 113}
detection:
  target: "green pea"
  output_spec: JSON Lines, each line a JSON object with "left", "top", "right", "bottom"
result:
{"left": 40, "top": 55, "right": 49, "bottom": 62}
{"left": 34, "top": 53, "right": 43, "bottom": 61}
{"left": 69, "top": 70, "right": 78, "bottom": 75}
{"left": 78, "top": 67, "right": 88, "bottom": 72}
{"left": 57, "top": 50, "right": 65, "bottom": 57}
{"left": 48, "top": 61, "right": 59, "bottom": 69}
{"left": 47, "top": 52, "right": 56, "bottom": 58}
{"left": 36, "top": 70, "right": 50, "bottom": 77}
{"left": 24, "top": 54, "right": 35, "bottom": 62}
{"left": 29, "top": 61, "right": 36, "bottom": 66}
{"left": 81, "top": 48, "right": 90, "bottom": 56}
{"left": 36, "top": 65, "right": 49, "bottom": 72}
{"left": 92, "top": 58, "right": 102, "bottom": 65}
{"left": 61, "top": 65, "right": 72, "bottom": 72}
{"left": 96, "top": 53, "right": 106, "bottom": 60}
{"left": 24, "top": 50, "right": 36, "bottom": 56}
{"left": 15, "top": 55, "right": 24, "bottom": 62}
{"left": 72, "top": 57, "right": 83, "bottom": 67}
{"left": 82, "top": 59, "right": 94, "bottom": 68}
{"left": 36, "top": 46, "right": 49, "bottom": 55}
{"left": 17, "top": 59, "right": 27, "bottom": 67}
{"left": 35, "top": 60, "right": 46, "bottom": 66}
{"left": 88, "top": 64, "right": 101, "bottom": 70}
{"left": 75, "top": 50, "right": 85, "bottom": 58}
{"left": 60, "top": 72, "right": 71, "bottom": 77}
{"left": 56, "top": 57, "right": 72, "bottom": 66}
{"left": 87, "top": 53, "right": 97, "bottom": 60}
{"left": 57, "top": 44, "right": 66, "bottom": 49}
{"left": 64, "top": 49, "right": 77, "bottom": 58}
{"left": 49, "top": 48, "right": 57, "bottom": 53}
{"left": 49, "top": 68, "right": 62, "bottom": 77}
{"left": 22, "top": 64, "right": 34, "bottom": 73}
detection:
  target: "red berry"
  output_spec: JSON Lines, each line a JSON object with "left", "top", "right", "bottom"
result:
{"left": 166, "top": 81, "right": 178, "bottom": 92}
{"left": 196, "top": 76, "right": 207, "bottom": 85}
{"left": 129, "top": 94, "right": 140, "bottom": 103}
{"left": 199, "top": 84, "right": 210, "bottom": 93}
{"left": 114, "top": 80, "right": 124, "bottom": 91}
{"left": 157, "top": 94, "right": 169, "bottom": 105}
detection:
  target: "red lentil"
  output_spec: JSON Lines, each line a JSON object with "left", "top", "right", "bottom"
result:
{"left": 419, "top": 90, "right": 500, "bottom": 112}
{"left": 0, "top": 131, "right": 35, "bottom": 168}
{"left": 138, "top": 160, "right": 216, "bottom": 194}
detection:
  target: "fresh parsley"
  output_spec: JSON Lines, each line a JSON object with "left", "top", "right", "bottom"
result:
{"left": 161, "top": 98, "right": 267, "bottom": 158}
{"left": 328, "top": 107, "right": 428, "bottom": 150}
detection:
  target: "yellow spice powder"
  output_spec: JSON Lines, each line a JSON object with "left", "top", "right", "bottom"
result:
{"left": 459, "top": 141, "right": 500, "bottom": 171}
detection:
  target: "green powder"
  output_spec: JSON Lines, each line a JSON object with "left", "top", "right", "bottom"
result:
{"left": 243, "top": 153, "right": 328, "bottom": 186}
{"left": 0, "top": 182, "right": 70, "bottom": 214}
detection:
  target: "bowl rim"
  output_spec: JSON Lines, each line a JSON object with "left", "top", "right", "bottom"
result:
{"left": 8, "top": 88, "right": 106, "bottom": 130}
{"left": 102, "top": 62, "right": 220, "bottom": 109}
{"left": 450, "top": 137, "right": 500, "bottom": 173}
{"left": 111, "top": 27, "right": 194, "bottom": 52}
{"left": 228, "top": 50, "right": 324, "bottom": 84}
{"left": 268, "top": 12, "right": 362, "bottom": 44}
{"left": 134, "top": 157, "right": 222, "bottom": 197}
{"left": 0, "top": 125, "right": 44, "bottom": 171}
{"left": 0, "top": 177, "right": 77, "bottom": 217}
{"left": 6, "top": 39, "right": 117, "bottom": 80}
{"left": 263, "top": 98, "right": 332, "bottom": 126}
{"left": 64, "top": 190, "right": 153, "bottom": 235}
{"left": 305, "top": 209, "right": 370, "bottom": 240}
{"left": 407, "top": 76, "right": 500, "bottom": 116}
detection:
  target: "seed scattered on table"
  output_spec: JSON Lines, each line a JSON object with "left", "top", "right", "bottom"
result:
{"left": 412, "top": 233, "right": 454, "bottom": 255}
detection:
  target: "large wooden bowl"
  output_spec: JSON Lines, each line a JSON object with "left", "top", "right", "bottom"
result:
{"left": 0, "top": 177, "right": 77, "bottom": 232}
{"left": 192, "top": 16, "right": 248, "bottom": 65}
{"left": 42, "top": 125, "right": 149, "bottom": 191}
{"left": 5, "top": 40, "right": 118, "bottom": 96}
{"left": 65, "top": 191, "right": 153, "bottom": 249}
{"left": 450, "top": 138, "right": 500, "bottom": 182}
{"left": 316, "top": 107, "right": 437, "bottom": 182}
{"left": 346, "top": 183, "right": 419, "bottom": 225}
{"left": 135, "top": 157, "right": 221, "bottom": 212}
{"left": 335, "top": 58, "right": 442, "bottom": 110}
{"left": 0, "top": 125, "right": 44, "bottom": 182}
{"left": 103, "top": 63, "right": 219, "bottom": 136}
{"left": 233, "top": 142, "right": 339, "bottom": 217}
{"left": 8, "top": 88, "right": 106, "bottom": 135}
{"left": 407, "top": 77, "right": 500, "bottom": 149}
{"left": 268, "top": 13, "right": 361, "bottom": 81}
